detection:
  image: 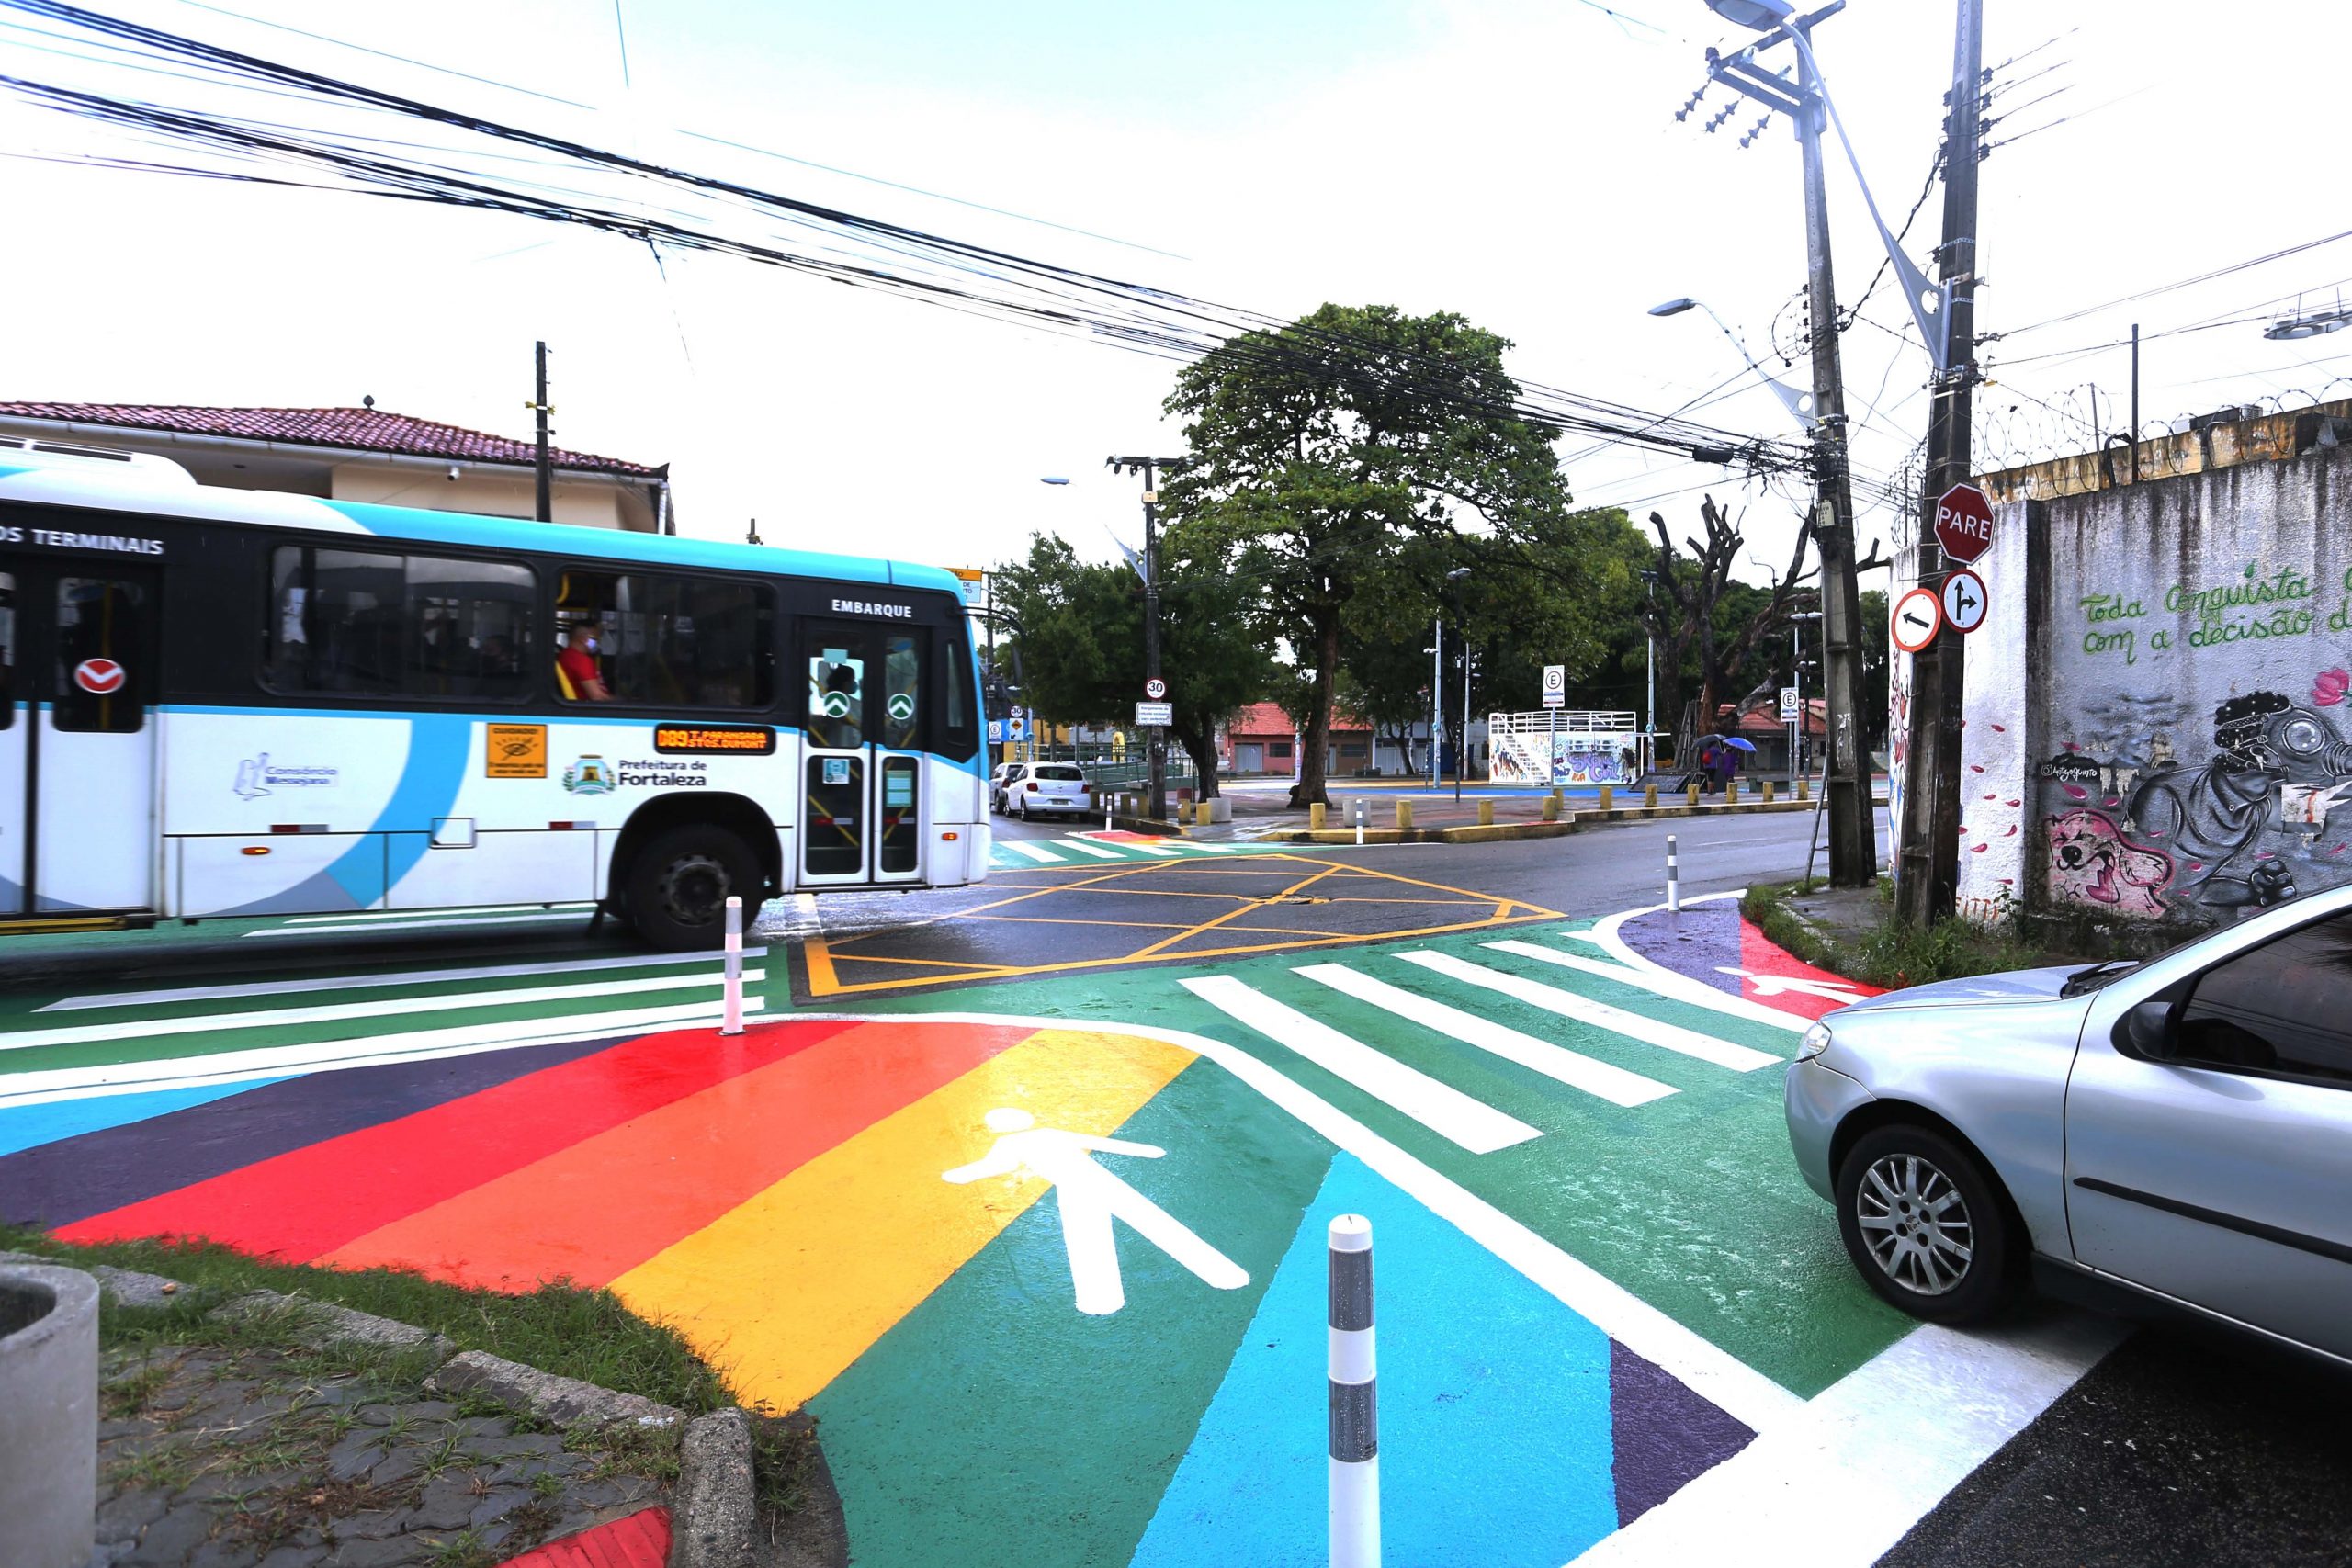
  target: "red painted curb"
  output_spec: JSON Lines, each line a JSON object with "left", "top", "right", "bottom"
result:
{"left": 498, "top": 1506, "right": 672, "bottom": 1568}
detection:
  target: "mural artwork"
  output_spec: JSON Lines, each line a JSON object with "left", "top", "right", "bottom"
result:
{"left": 2042, "top": 680, "right": 2352, "bottom": 918}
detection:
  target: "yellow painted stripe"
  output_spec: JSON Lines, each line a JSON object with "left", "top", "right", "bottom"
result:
{"left": 610, "top": 1027, "right": 1194, "bottom": 1412}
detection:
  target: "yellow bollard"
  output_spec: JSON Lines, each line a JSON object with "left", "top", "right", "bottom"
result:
{"left": 1396, "top": 799, "right": 1415, "bottom": 831}
{"left": 1310, "top": 801, "right": 1328, "bottom": 831}
{"left": 1542, "top": 793, "right": 1561, "bottom": 822}
{"left": 1478, "top": 800, "right": 1495, "bottom": 826}
{"left": 1644, "top": 784, "right": 1658, "bottom": 809}
{"left": 1728, "top": 780, "right": 1741, "bottom": 806}
{"left": 1597, "top": 784, "right": 1613, "bottom": 814}
{"left": 1797, "top": 777, "right": 1811, "bottom": 802}
{"left": 1686, "top": 784, "right": 1701, "bottom": 808}
{"left": 1762, "top": 780, "right": 1775, "bottom": 805}
{"left": 1197, "top": 800, "right": 1213, "bottom": 826}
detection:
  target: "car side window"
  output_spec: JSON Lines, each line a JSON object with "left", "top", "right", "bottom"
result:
{"left": 2173, "top": 910, "right": 2352, "bottom": 1088}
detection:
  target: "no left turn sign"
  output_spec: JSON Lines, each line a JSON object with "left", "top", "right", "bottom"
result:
{"left": 74, "top": 658, "right": 126, "bottom": 694}
{"left": 1940, "top": 569, "right": 1988, "bottom": 635}
{"left": 1890, "top": 587, "right": 1942, "bottom": 655}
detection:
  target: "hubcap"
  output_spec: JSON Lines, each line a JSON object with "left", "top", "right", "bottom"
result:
{"left": 1856, "top": 1153, "right": 1974, "bottom": 1296}
{"left": 655, "top": 852, "right": 731, "bottom": 929}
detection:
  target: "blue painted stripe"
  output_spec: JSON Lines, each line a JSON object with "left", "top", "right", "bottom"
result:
{"left": 1129, "top": 1153, "right": 1620, "bottom": 1568}
{"left": 0, "top": 1078, "right": 290, "bottom": 1158}
{"left": 324, "top": 713, "right": 472, "bottom": 906}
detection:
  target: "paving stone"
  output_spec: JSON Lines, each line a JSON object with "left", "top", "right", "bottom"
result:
{"left": 96, "top": 1486, "right": 170, "bottom": 1545}
{"left": 468, "top": 1432, "right": 569, "bottom": 1462}
{"left": 100, "top": 1417, "right": 152, "bottom": 1441}
{"left": 468, "top": 1487, "right": 533, "bottom": 1529}
{"left": 367, "top": 1449, "right": 424, "bottom": 1489}
{"left": 356, "top": 1405, "right": 401, "bottom": 1427}
{"left": 189, "top": 1541, "right": 265, "bottom": 1568}
{"left": 119, "top": 1504, "right": 211, "bottom": 1566}
{"left": 324, "top": 1432, "right": 386, "bottom": 1483}
{"left": 408, "top": 1475, "right": 481, "bottom": 1532}
{"left": 324, "top": 1538, "right": 427, "bottom": 1568}
{"left": 257, "top": 1546, "right": 330, "bottom": 1568}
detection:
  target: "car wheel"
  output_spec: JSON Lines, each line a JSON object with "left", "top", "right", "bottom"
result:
{"left": 1835, "top": 1123, "right": 2013, "bottom": 1324}
{"left": 625, "top": 824, "right": 761, "bottom": 952}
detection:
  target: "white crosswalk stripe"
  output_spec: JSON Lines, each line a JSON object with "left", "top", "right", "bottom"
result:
{"left": 1481, "top": 940, "right": 1809, "bottom": 1033}
{"left": 1295, "top": 964, "right": 1677, "bottom": 1108}
{"left": 1394, "top": 951, "right": 1781, "bottom": 1072}
{"left": 1005, "top": 840, "right": 1067, "bottom": 863}
{"left": 1180, "top": 976, "right": 1541, "bottom": 1154}
{"left": 1061, "top": 840, "right": 1126, "bottom": 859}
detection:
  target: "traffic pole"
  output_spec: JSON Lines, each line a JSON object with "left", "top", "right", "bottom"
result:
{"left": 1328, "top": 1214, "right": 1378, "bottom": 1568}
{"left": 1667, "top": 833, "right": 1680, "bottom": 913}
{"left": 721, "top": 896, "right": 744, "bottom": 1036}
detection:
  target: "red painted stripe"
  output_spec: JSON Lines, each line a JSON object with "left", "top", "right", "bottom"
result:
{"left": 56, "top": 1020, "right": 860, "bottom": 1259}
{"left": 1736, "top": 919, "right": 1885, "bottom": 1020}
{"left": 497, "top": 1506, "right": 670, "bottom": 1568}
{"left": 320, "top": 1019, "right": 1041, "bottom": 1291}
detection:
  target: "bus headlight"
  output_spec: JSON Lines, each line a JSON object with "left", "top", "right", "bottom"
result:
{"left": 1796, "top": 1021, "right": 1833, "bottom": 1063}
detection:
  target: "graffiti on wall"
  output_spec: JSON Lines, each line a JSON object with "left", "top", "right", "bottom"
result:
{"left": 2041, "top": 677, "right": 2352, "bottom": 919}
{"left": 1488, "top": 733, "right": 1634, "bottom": 786}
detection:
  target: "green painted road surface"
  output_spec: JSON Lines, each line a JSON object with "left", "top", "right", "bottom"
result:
{"left": 853, "top": 914, "right": 1916, "bottom": 1401}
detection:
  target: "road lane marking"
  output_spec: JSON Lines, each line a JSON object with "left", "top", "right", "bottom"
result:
{"left": 1396, "top": 952, "right": 1781, "bottom": 1072}
{"left": 279, "top": 903, "right": 596, "bottom": 925}
{"left": 1005, "top": 841, "right": 1067, "bottom": 863}
{"left": 1485, "top": 939, "right": 1809, "bottom": 1034}
{"left": 864, "top": 1009, "right": 1802, "bottom": 1436}
{"left": 40, "top": 949, "right": 768, "bottom": 1013}
{"left": 244, "top": 912, "right": 589, "bottom": 937}
{"left": 1295, "top": 964, "right": 1677, "bottom": 1108}
{"left": 1180, "top": 976, "right": 1540, "bottom": 1155}
{"left": 1567, "top": 1312, "right": 2126, "bottom": 1567}
{"left": 0, "top": 998, "right": 769, "bottom": 1109}
{"left": 0, "top": 971, "right": 763, "bottom": 1052}
{"left": 1130, "top": 844, "right": 1182, "bottom": 857}
{"left": 1060, "top": 840, "right": 1125, "bottom": 860}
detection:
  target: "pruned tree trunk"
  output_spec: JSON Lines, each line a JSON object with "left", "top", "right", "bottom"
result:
{"left": 1173, "top": 722, "right": 1220, "bottom": 799}
{"left": 1290, "top": 613, "right": 1340, "bottom": 807}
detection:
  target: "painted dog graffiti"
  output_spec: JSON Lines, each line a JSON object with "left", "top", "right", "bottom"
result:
{"left": 2046, "top": 809, "right": 2172, "bottom": 919}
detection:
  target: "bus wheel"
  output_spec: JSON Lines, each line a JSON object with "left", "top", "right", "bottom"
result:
{"left": 626, "top": 825, "right": 759, "bottom": 951}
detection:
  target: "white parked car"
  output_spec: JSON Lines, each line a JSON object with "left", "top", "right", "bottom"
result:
{"left": 1007, "top": 763, "right": 1091, "bottom": 820}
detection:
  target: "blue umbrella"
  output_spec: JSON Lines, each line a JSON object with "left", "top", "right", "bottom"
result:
{"left": 1722, "top": 736, "right": 1758, "bottom": 752}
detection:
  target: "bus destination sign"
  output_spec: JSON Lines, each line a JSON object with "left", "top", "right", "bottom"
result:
{"left": 653, "top": 723, "right": 777, "bottom": 756}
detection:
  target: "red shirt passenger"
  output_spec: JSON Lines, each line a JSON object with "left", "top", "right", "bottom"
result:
{"left": 557, "top": 626, "right": 612, "bottom": 702}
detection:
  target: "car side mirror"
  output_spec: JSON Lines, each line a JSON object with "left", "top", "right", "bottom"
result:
{"left": 2116, "top": 999, "right": 2177, "bottom": 1061}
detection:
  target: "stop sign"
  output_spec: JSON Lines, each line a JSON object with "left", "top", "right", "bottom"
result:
{"left": 1933, "top": 482, "right": 1996, "bottom": 565}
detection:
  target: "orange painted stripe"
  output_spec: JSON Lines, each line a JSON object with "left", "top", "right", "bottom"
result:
{"left": 496, "top": 1506, "right": 669, "bottom": 1567}
{"left": 612, "top": 1027, "right": 1195, "bottom": 1412}
{"left": 319, "top": 1019, "right": 1041, "bottom": 1292}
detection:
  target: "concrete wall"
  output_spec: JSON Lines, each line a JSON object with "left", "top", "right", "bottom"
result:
{"left": 329, "top": 460, "right": 650, "bottom": 530}
{"left": 1954, "top": 439, "right": 2352, "bottom": 934}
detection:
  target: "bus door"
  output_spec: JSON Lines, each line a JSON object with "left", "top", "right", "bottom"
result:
{"left": 799, "top": 619, "right": 927, "bottom": 888}
{"left": 0, "top": 563, "right": 160, "bottom": 915}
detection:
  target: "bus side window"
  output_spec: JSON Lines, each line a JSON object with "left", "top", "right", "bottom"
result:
{"left": 0, "top": 570, "right": 15, "bottom": 730}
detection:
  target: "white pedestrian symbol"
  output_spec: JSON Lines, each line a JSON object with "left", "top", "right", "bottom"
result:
{"left": 942, "top": 1107, "right": 1249, "bottom": 1315}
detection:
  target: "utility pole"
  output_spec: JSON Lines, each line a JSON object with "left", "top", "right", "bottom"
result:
{"left": 1790, "top": 17, "right": 1877, "bottom": 888}
{"left": 531, "top": 341, "right": 553, "bottom": 524}
{"left": 1895, "top": 0, "right": 1985, "bottom": 928}
{"left": 1701, "top": 3, "right": 1874, "bottom": 887}
{"left": 1429, "top": 621, "right": 1442, "bottom": 787}
{"left": 1109, "top": 455, "right": 1183, "bottom": 822}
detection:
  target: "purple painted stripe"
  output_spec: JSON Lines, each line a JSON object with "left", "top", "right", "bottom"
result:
{"left": 0, "top": 1038, "right": 615, "bottom": 1229}
{"left": 1609, "top": 1338, "right": 1756, "bottom": 1526}
{"left": 1618, "top": 901, "right": 1747, "bottom": 995}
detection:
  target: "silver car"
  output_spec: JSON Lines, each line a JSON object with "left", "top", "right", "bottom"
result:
{"left": 1786, "top": 883, "right": 2352, "bottom": 1366}
{"left": 1008, "top": 763, "right": 1091, "bottom": 820}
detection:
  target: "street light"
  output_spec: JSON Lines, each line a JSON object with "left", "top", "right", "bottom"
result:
{"left": 1648, "top": 297, "right": 1817, "bottom": 431}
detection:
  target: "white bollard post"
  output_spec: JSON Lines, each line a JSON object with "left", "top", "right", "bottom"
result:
{"left": 1329, "top": 1213, "right": 1379, "bottom": 1568}
{"left": 721, "top": 896, "right": 744, "bottom": 1035}
{"left": 1666, "top": 833, "right": 1680, "bottom": 913}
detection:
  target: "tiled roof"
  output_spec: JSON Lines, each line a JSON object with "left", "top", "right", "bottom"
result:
{"left": 0, "top": 402, "right": 663, "bottom": 477}
{"left": 1227, "top": 701, "right": 1369, "bottom": 735}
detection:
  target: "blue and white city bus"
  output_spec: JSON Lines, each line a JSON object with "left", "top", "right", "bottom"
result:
{"left": 0, "top": 441, "right": 989, "bottom": 947}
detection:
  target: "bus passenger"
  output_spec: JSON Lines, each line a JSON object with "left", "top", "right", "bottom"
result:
{"left": 557, "top": 625, "right": 613, "bottom": 702}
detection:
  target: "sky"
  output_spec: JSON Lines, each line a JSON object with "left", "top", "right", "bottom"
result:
{"left": 5, "top": 0, "right": 2352, "bottom": 590}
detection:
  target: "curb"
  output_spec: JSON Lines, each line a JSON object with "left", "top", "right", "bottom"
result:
{"left": 1279, "top": 795, "right": 1851, "bottom": 844}
{"left": 672, "top": 1407, "right": 755, "bottom": 1568}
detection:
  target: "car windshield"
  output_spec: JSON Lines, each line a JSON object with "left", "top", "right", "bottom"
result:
{"left": 1035, "top": 766, "right": 1084, "bottom": 782}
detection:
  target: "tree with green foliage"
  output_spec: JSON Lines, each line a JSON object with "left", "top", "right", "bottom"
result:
{"left": 1162, "top": 303, "right": 1572, "bottom": 807}
{"left": 989, "top": 533, "right": 1273, "bottom": 797}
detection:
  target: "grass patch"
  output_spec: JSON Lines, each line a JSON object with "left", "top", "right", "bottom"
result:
{"left": 0, "top": 1224, "right": 729, "bottom": 1415}
{"left": 1745, "top": 877, "right": 2045, "bottom": 989}
{"left": 749, "top": 1409, "right": 821, "bottom": 1533}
